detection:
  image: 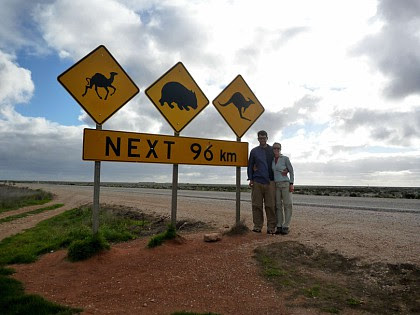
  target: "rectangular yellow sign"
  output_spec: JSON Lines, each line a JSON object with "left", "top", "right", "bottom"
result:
{"left": 83, "top": 129, "right": 248, "bottom": 167}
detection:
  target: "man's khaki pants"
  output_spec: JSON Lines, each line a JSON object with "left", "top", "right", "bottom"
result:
{"left": 251, "top": 181, "right": 276, "bottom": 232}
{"left": 275, "top": 181, "right": 293, "bottom": 228}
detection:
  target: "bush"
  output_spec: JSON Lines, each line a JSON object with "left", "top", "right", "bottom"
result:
{"left": 223, "top": 220, "right": 250, "bottom": 236}
{"left": 147, "top": 224, "right": 176, "bottom": 248}
{"left": 67, "top": 233, "right": 110, "bottom": 262}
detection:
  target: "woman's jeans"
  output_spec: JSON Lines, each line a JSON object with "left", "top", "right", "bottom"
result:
{"left": 275, "top": 181, "right": 293, "bottom": 228}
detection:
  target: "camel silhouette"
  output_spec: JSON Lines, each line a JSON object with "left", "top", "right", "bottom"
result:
{"left": 219, "top": 92, "right": 254, "bottom": 121}
{"left": 82, "top": 72, "right": 118, "bottom": 100}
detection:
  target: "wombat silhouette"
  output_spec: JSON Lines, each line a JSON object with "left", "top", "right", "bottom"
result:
{"left": 159, "top": 81, "right": 197, "bottom": 111}
{"left": 82, "top": 72, "right": 118, "bottom": 100}
{"left": 219, "top": 92, "right": 254, "bottom": 121}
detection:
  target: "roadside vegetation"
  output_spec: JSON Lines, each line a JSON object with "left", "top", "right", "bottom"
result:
{"left": 223, "top": 219, "right": 249, "bottom": 236}
{"left": 0, "top": 203, "right": 64, "bottom": 224}
{"left": 0, "top": 184, "right": 53, "bottom": 214}
{"left": 0, "top": 204, "right": 165, "bottom": 265}
{"left": 293, "top": 185, "right": 420, "bottom": 199}
{"left": 147, "top": 224, "right": 177, "bottom": 248}
{"left": 0, "top": 266, "right": 81, "bottom": 314}
{"left": 11, "top": 181, "right": 419, "bottom": 199}
{"left": 255, "top": 241, "right": 420, "bottom": 314}
{"left": 0, "top": 201, "right": 206, "bottom": 314}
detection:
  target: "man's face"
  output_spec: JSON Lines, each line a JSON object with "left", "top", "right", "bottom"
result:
{"left": 258, "top": 134, "right": 267, "bottom": 146}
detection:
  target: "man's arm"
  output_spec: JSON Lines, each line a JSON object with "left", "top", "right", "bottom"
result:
{"left": 247, "top": 150, "right": 255, "bottom": 184}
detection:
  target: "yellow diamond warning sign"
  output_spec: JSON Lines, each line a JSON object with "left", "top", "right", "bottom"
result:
{"left": 145, "top": 62, "right": 209, "bottom": 133}
{"left": 213, "top": 75, "right": 264, "bottom": 138}
{"left": 58, "top": 45, "right": 139, "bottom": 125}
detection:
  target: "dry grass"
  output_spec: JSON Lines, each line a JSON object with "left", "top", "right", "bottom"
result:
{"left": 0, "top": 184, "right": 52, "bottom": 213}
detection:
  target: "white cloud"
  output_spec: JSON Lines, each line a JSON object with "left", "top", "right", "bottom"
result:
{"left": 0, "top": 51, "right": 34, "bottom": 108}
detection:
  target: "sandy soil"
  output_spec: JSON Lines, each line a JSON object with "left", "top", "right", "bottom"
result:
{"left": 3, "top": 183, "right": 420, "bottom": 314}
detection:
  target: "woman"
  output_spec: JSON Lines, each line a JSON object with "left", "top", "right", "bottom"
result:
{"left": 272, "top": 142, "right": 294, "bottom": 235}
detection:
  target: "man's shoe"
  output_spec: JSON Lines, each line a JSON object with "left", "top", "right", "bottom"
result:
{"left": 267, "top": 230, "right": 276, "bottom": 235}
{"left": 275, "top": 227, "right": 282, "bottom": 235}
{"left": 281, "top": 227, "right": 289, "bottom": 235}
{"left": 252, "top": 228, "right": 262, "bottom": 233}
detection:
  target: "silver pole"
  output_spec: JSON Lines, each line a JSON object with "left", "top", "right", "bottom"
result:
{"left": 92, "top": 123, "right": 102, "bottom": 234}
{"left": 236, "top": 136, "right": 241, "bottom": 223}
{"left": 171, "top": 131, "right": 179, "bottom": 227}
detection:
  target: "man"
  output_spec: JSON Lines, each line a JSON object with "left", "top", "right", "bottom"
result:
{"left": 247, "top": 130, "right": 276, "bottom": 234}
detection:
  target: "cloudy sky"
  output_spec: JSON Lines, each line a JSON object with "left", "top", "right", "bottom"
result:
{"left": 1, "top": 0, "right": 419, "bottom": 186}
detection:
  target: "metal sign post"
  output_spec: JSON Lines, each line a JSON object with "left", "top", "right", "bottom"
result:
{"left": 145, "top": 62, "right": 209, "bottom": 228}
{"left": 236, "top": 136, "right": 241, "bottom": 223}
{"left": 92, "top": 123, "right": 102, "bottom": 234}
{"left": 171, "top": 132, "right": 180, "bottom": 226}
{"left": 212, "top": 75, "right": 264, "bottom": 225}
{"left": 57, "top": 45, "right": 139, "bottom": 235}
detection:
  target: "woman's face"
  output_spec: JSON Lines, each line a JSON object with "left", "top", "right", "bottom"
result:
{"left": 273, "top": 145, "right": 281, "bottom": 156}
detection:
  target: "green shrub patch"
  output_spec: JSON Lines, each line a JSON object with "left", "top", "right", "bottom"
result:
{"left": 0, "top": 266, "right": 80, "bottom": 314}
{"left": 255, "top": 241, "right": 420, "bottom": 314}
{"left": 67, "top": 233, "right": 110, "bottom": 261}
{"left": 147, "top": 224, "right": 177, "bottom": 248}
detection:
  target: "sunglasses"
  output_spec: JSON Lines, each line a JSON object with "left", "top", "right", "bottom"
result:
{"left": 273, "top": 147, "right": 280, "bottom": 150}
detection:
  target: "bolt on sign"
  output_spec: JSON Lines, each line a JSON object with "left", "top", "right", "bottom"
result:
{"left": 83, "top": 128, "right": 248, "bottom": 167}
{"left": 212, "top": 75, "right": 264, "bottom": 138}
{"left": 145, "top": 62, "right": 209, "bottom": 133}
{"left": 57, "top": 45, "right": 139, "bottom": 125}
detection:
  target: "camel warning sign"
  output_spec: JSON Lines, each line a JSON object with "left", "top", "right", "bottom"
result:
{"left": 145, "top": 62, "right": 209, "bottom": 133}
{"left": 212, "top": 75, "right": 264, "bottom": 138}
{"left": 58, "top": 45, "right": 139, "bottom": 125}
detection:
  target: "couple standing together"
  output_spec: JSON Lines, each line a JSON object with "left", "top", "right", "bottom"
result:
{"left": 247, "top": 130, "right": 294, "bottom": 235}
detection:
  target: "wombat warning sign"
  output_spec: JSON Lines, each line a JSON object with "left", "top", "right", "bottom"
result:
{"left": 145, "top": 62, "right": 209, "bottom": 133}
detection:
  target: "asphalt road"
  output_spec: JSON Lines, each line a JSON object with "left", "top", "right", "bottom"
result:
{"left": 101, "top": 186, "right": 420, "bottom": 214}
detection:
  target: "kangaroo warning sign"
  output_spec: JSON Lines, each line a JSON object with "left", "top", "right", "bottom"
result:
{"left": 145, "top": 62, "right": 209, "bottom": 133}
{"left": 83, "top": 128, "right": 248, "bottom": 166}
{"left": 212, "top": 75, "right": 264, "bottom": 138}
{"left": 58, "top": 45, "right": 139, "bottom": 125}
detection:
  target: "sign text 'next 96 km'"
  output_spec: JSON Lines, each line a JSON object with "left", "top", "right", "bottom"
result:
{"left": 83, "top": 129, "right": 248, "bottom": 167}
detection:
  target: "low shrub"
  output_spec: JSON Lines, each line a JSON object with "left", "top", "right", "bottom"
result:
{"left": 67, "top": 233, "right": 110, "bottom": 262}
{"left": 147, "top": 224, "right": 176, "bottom": 248}
{"left": 223, "top": 220, "right": 250, "bottom": 236}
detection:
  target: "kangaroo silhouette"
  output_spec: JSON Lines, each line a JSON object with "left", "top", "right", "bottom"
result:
{"left": 218, "top": 92, "right": 254, "bottom": 121}
{"left": 82, "top": 72, "right": 118, "bottom": 100}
